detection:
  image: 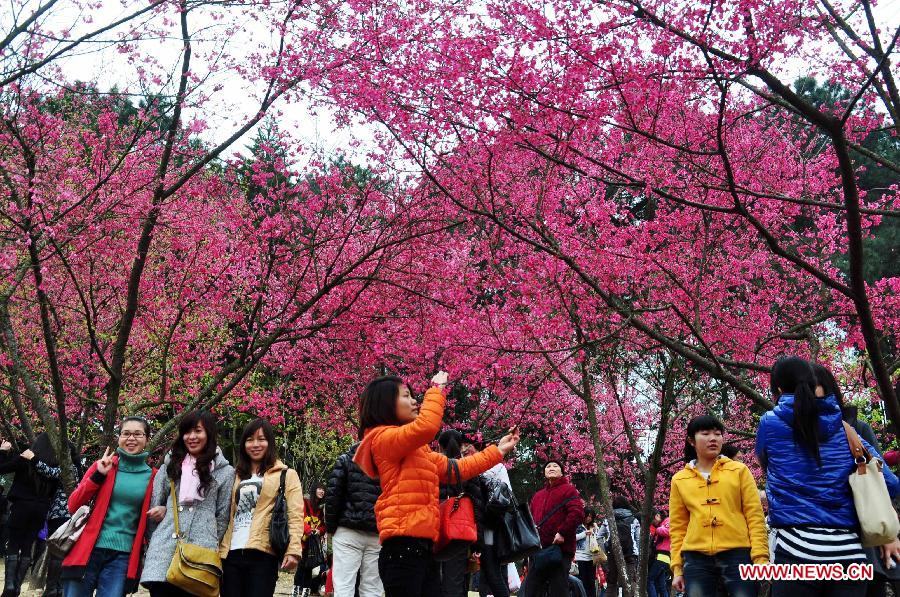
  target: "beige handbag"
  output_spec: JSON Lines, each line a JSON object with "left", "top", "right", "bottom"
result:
{"left": 843, "top": 422, "right": 900, "bottom": 547}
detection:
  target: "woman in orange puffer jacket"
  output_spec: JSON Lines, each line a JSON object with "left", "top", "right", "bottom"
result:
{"left": 353, "top": 371, "right": 520, "bottom": 597}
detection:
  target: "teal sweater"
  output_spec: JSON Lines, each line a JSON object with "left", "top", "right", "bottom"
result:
{"left": 95, "top": 449, "right": 152, "bottom": 552}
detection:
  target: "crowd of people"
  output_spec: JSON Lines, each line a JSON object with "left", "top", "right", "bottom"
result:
{"left": 0, "top": 358, "right": 897, "bottom": 597}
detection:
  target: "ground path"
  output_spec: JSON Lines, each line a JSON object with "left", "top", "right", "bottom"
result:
{"left": 0, "top": 560, "right": 297, "bottom": 595}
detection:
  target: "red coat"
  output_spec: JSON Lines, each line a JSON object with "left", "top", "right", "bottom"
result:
{"left": 63, "top": 457, "right": 156, "bottom": 592}
{"left": 529, "top": 477, "right": 584, "bottom": 558}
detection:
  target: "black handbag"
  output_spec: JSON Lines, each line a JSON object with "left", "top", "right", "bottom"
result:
{"left": 302, "top": 534, "right": 326, "bottom": 570}
{"left": 485, "top": 478, "right": 513, "bottom": 518}
{"left": 495, "top": 492, "right": 542, "bottom": 564}
{"left": 504, "top": 495, "right": 578, "bottom": 570}
{"left": 269, "top": 469, "right": 290, "bottom": 558}
{"left": 532, "top": 544, "right": 563, "bottom": 573}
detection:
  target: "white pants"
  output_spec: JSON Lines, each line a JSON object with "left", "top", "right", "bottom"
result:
{"left": 331, "top": 526, "right": 383, "bottom": 597}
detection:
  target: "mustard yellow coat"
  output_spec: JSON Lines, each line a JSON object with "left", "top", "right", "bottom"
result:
{"left": 219, "top": 460, "right": 305, "bottom": 559}
{"left": 668, "top": 456, "right": 769, "bottom": 576}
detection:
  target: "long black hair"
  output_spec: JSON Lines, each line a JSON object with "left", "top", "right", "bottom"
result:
{"left": 811, "top": 363, "right": 843, "bottom": 405}
{"left": 31, "top": 433, "right": 79, "bottom": 473}
{"left": 308, "top": 483, "right": 326, "bottom": 515}
{"left": 772, "top": 356, "right": 821, "bottom": 464}
{"left": 32, "top": 433, "right": 59, "bottom": 467}
{"left": 166, "top": 411, "right": 218, "bottom": 495}
{"left": 438, "top": 429, "right": 464, "bottom": 459}
{"left": 684, "top": 415, "right": 725, "bottom": 462}
{"left": 235, "top": 418, "right": 278, "bottom": 480}
{"left": 358, "top": 375, "right": 408, "bottom": 439}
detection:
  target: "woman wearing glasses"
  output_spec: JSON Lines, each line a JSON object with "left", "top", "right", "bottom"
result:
{"left": 60, "top": 417, "right": 157, "bottom": 597}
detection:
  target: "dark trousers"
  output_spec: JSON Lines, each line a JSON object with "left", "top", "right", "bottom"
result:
{"left": 607, "top": 553, "right": 638, "bottom": 597}
{"left": 867, "top": 573, "right": 900, "bottom": 597}
{"left": 518, "top": 558, "right": 569, "bottom": 597}
{"left": 440, "top": 554, "right": 468, "bottom": 597}
{"left": 647, "top": 558, "right": 670, "bottom": 597}
{"left": 145, "top": 583, "right": 196, "bottom": 597}
{"left": 577, "top": 560, "right": 597, "bottom": 597}
{"left": 6, "top": 500, "right": 49, "bottom": 554}
{"left": 683, "top": 549, "right": 756, "bottom": 597}
{"left": 378, "top": 537, "right": 440, "bottom": 597}
{"left": 221, "top": 548, "right": 279, "bottom": 597}
{"left": 772, "top": 580, "right": 865, "bottom": 597}
{"left": 478, "top": 544, "right": 509, "bottom": 597}
{"left": 770, "top": 551, "right": 865, "bottom": 597}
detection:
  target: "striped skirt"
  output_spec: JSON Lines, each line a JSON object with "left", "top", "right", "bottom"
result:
{"left": 772, "top": 526, "right": 866, "bottom": 563}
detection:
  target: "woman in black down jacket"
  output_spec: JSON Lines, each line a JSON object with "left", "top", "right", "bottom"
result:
{"left": 437, "top": 430, "right": 485, "bottom": 597}
{"left": 0, "top": 433, "right": 63, "bottom": 597}
{"left": 324, "top": 443, "right": 384, "bottom": 597}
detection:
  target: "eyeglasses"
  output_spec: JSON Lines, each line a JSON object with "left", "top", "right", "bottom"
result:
{"left": 120, "top": 432, "right": 146, "bottom": 439}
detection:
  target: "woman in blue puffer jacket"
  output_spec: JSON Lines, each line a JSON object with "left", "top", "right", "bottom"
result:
{"left": 756, "top": 356, "right": 900, "bottom": 597}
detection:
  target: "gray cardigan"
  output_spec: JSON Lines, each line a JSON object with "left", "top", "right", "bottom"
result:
{"left": 140, "top": 449, "right": 235, "bottom": 586}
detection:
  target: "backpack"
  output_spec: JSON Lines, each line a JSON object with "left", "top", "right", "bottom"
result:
{"left": 605, "top": 512, "right": 635, "bottom": 556}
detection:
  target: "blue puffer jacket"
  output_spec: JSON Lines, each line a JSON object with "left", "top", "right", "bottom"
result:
{"left": 756, "top": 394, "right": 900, "bottom": 529}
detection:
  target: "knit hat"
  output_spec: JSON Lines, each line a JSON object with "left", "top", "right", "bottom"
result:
{"left": 544, "top": 459, "right": 566, "bottom": 475}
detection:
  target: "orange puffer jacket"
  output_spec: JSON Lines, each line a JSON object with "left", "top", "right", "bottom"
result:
{"left": 354, "top": 386, "right": 503, "bottom": 543}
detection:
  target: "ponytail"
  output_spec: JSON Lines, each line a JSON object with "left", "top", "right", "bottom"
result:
{"left": 772, "top": 356, "right": 821, "bottom": 465}
{"left": 438, "top": 429, "right": 464, "bottom": 459}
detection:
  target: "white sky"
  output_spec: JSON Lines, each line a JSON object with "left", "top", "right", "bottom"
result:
{"left": 5, "top": 0, "right": 898, "bottom": 170}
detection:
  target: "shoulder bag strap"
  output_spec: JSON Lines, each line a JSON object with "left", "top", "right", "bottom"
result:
{"left": 169, "top": 480, "right": 181, "bottom": 537}
{"left": 451, "top": 459, "right": 463, "bottom": 495}
{"left": 536, "top": 495, "right": 577, "bottom": 528}
{"left": 279, "top": 469, "right": 287, "bottom": 497}
{"left": 445, "top": 459, "right": 453, "bottom": 493}
{"left": 842, "top": 421, "right": 871, "bottom": 475}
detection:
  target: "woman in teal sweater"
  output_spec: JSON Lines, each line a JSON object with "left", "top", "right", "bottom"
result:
{"left": 62, "top": 417, "right": 157, "bottom": 597}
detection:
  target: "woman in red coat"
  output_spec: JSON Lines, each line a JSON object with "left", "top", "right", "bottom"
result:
{"left": 62, "top": 417, "right": 157, "bottom": 596}
{"left": 519, "top": 460, "right": 585, "bottom": 597}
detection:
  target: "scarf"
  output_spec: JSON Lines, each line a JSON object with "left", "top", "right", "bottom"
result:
{"left": 178, "top": 453, "right": 212, "bottom": 504}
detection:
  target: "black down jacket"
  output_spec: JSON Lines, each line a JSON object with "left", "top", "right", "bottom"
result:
{"left": 325, "top": 443, "right": 381, "bottom": 534}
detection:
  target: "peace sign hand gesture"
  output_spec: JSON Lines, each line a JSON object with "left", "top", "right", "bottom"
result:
{"left": 96, "top": 447, "right": 114, "bottom": 475}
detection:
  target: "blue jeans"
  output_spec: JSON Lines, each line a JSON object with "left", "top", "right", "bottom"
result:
{"left": 682, "top": 548, "right": 756, "bottom": 597}
{"left": 648, "top": 558, "right": 670, "bottom": 597}
{"left": 64, "top": 548, "right": 130, "bottom": 597}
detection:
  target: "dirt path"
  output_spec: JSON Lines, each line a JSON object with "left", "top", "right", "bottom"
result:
{"left": 0, "top": 559, "right": 301, "bottom": 596}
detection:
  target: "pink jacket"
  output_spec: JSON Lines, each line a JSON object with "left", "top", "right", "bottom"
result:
{"left": 654, "top": 517, "right": 671, "bottom": 553}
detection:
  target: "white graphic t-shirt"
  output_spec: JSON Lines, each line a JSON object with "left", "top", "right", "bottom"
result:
{"left": 230, "top": 474, "right": 263, "bottom": 551}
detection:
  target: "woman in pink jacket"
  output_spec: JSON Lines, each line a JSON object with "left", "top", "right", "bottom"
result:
{"left": 648, "top": 512, "right": 670, "bottom": 597}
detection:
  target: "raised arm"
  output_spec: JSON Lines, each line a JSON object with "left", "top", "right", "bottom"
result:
{"left": 373, "top": 387, "right": 446, "bottom": 461}
{"left": 34, "top": 460, "right": 62, "bottom": 480}
{"left": 0, "top": 444, "right": 23, "bottom": 474}
{"left": 68, "top": 462, "right": 104, "bottom": 512}
{"left": 433, "top": 445, "right": 504, "bottom": 484}
{"left": 655, "top": 516, "right": 670, "bottom": 538}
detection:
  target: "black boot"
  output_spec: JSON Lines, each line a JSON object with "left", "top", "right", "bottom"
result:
{"left": 10, "top": 555, "right": 29, "bottom": 597}
{"left": 3, "top": 555, "right": 31, "bottom": 597}
{"left": 2, "top": 553, "right": 19, "bottom": 597}
{"left": 42, "top": 554, "right": 64, "bottom": 597}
